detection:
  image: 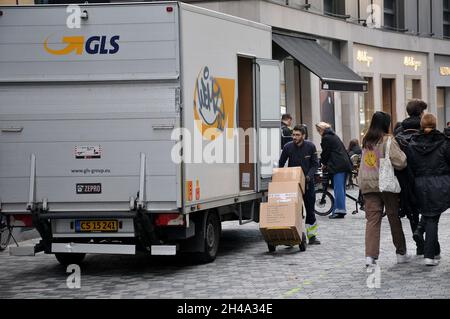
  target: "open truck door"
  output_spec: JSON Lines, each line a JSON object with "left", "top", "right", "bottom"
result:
{"left": 254, "top": 59, "right": 281, "bottom": 192}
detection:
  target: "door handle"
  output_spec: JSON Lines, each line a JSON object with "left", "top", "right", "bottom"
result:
{"left": 152, "top": 124, "right": 175, "bottom": 130}
{"left": 1, "top": 127, "right": 23, "bottom": 133}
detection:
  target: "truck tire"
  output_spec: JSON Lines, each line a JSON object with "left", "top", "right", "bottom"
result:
{"left": 193, "top": 212, "right": 221, "bottom": 264}
{"left": 55, "top": 253, "right": 86, "bottom": 266}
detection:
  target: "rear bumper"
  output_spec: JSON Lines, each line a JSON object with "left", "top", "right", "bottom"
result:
{"left": 51, "top": 243, "right": 136, "bottom": 255}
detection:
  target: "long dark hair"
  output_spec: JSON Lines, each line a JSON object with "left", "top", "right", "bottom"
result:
{"left": 362, "top": 111, "right": 391, "bottom": 150}
{"left": 347, "top": 139, "right": 359, "bottom": 152}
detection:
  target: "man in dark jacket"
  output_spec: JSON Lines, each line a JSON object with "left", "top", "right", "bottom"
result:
{"left": 445, "top": 122, "right": 450, "bottom": 137}
{"left": 279, "top": 125, "right": 321, "bottom": 245}
{"left": 281, "top": 114, "right": 293, "bottom": 149}
{"left": 407, "top": 114, "right": 450, "bottom": 266}
{"left": 394, "top": 99, "right": 427, "bottom": 255}
{"left": 315, "top": 122, "right": 352, "bottom": 219}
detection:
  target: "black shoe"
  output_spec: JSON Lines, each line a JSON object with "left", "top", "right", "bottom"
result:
{"left": 308, "top": 236, "right": 321, "bottom": 245}
{"left": 329, "top": 214, "right": 345, "bottom": 219}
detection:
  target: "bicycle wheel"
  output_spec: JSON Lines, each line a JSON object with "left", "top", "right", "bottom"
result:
{"left": 0, "top": 227, "right": 12, "bottom": 251}
{"left": 314, "top": 190, "right": 335, "bottom": 216}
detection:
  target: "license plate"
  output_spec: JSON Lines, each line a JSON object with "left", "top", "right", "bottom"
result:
{"left": 76, "top": 183, "right": 102, "bottom": 194}
{"left": 75, "top": 220, "right": 118, "bottom": 233}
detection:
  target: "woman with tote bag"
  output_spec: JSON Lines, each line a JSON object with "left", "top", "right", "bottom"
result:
{"left": 359, "top": 112, "right": 411, "bottom": 267}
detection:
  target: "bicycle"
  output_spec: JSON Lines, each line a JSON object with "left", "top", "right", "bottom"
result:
{"left": 0, "top": 214, "right": 18, "bottom": 251}
{"left": 313, "top": 169, "right": 365, "bottom": 216}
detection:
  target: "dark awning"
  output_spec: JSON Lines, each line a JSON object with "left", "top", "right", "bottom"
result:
{"left": 273, "top": 33, "right": 367, "bottom": 92}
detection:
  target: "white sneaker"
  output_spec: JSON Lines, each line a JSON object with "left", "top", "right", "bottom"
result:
{"left": 425, "top": 258, "right": 440, "bottom": 266}
{"left": 397, "top": 253, "right": 412, "bottom": 264}
{"left": 366, "top": 257, "right": 377, "bottom": 267}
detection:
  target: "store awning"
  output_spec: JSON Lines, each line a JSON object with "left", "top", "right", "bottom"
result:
{"left": 273, "top": 33, "right": 367, "bottom": 92}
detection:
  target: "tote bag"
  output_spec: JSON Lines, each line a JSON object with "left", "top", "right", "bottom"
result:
{"left": 379, "top": 137, "right": 401, "bottom": 193}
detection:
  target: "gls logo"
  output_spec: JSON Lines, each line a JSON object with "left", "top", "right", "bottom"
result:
{"left": 44, "top": 35, "right": 120, "bottom": 56}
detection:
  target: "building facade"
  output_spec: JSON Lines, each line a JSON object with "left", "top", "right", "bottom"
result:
{"left": 182, "top": 0, "right": 450, "bottom": 145}
{"left": 2, "top": 0, "right": 450, "bottom": 144}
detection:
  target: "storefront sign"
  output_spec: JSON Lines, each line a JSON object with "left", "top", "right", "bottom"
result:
{"left": 404, "top": 56, "right": 422, "bottom": 71}
{"left": 356, "top": 50, "right": 373, "bottom": 67}
{"left": 439, "top": 66, "right": 450, "bottom": 76}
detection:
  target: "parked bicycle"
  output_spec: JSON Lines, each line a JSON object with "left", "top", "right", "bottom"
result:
{"left": 313, "top": 168, "right": 365, "bottom": 216}
{"left": 0, "top": 214, "right": 18, "bottom": 251}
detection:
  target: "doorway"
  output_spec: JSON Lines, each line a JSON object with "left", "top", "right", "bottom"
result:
{"left": 237, "top": 56, "right": 255, "bottom": 191}
{"left": 382, "top": 78, "right": 397, "bottom": 132}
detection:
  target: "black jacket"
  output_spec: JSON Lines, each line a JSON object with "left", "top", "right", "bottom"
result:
{"left": 320, "top": 128, "right": 352, "bottom": 174}
{"left": 348, "top": 145, "right": 362, "bottom": 158}
{"left": 395, "top": 116, "right": 421, "bottom": 135}
{"left": 279, "top": 140, "right": 319, "bottom": 183}
{"left": 407, "top": 130, "right": 450, "bottom": 216}
{"left": 281, "top": 122, "right": 292, "bottom": 149}
{"left": 394, "top": 120, "right": 421, "bottom": 218}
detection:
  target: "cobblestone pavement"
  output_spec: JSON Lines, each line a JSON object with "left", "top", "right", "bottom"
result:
{"left": 1, "top": 190, "right": 449, "bottom": 299}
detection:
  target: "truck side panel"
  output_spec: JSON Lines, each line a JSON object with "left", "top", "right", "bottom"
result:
{"left": 179, "top": 4, "right": 272, "bottom": 209}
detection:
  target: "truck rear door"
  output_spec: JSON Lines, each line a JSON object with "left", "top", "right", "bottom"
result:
{"left": 0, "top": 3, "right": 182, "bottom": 214}
{"left": 254, "top": 59, "right": 281, "bottom": 192}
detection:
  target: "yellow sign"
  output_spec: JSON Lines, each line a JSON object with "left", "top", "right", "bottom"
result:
{"left": 440, "top": 67, "right": 450, "bottom": 76}
{"left": 404, "top": 56, "right": 422, "bottom": 71}
{"left": 356, "top": 50, "right": 373, "bottom": 67}
{"left": 193, "top": 66, "right": 235, "bottom": 140}
{"left": 44, "top": 36, "right": 84, "bottom": 55}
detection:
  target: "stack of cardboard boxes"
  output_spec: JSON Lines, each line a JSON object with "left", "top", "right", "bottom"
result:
{"left": 259, "top": 167, "right": 306, "bottom": 246}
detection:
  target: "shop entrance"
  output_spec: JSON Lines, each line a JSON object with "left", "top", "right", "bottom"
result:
{"left": 437, "top": 87, "right": 449, "bottom": 130}
{"left": 382, "top": 78, "right": 397, "bottom": 132}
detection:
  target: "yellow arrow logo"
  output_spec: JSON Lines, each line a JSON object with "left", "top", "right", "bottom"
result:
{"left": 44, "top": 36, "right": 84, "bottom": 55}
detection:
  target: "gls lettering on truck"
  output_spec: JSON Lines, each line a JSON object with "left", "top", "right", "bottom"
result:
{"left": 44, "top": 35, "right": 120, "bottom": 55}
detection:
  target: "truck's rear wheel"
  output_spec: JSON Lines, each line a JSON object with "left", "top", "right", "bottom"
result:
{"left": 55, "top": 253, "right": 86, "bottom": 266}
{"left": 194, "top": 212, "right": 220, "bottom": 264}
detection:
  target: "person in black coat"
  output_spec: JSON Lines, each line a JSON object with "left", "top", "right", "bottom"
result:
{"left": 280, "top": 114, "right": 293, "bottom": 149}
{"left": 347, "top": 139, "right": 362, "bottom": 158}
{"left": 394, "top": 99, "right": 427, "bottom": 255}
{"left": 315, "top": 122, "right": 353, "bottom": 219}
{"left": 407, "top": 114, "right": 450, "bottom": 266}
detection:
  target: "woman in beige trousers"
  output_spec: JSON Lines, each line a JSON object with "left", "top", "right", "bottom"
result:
{"left": 359, "top": 112, "right": 411, "bottom": 267}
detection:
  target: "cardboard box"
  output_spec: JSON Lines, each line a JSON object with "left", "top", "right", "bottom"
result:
{"left": 272, "top": 167, "right": 306, "bottom": 194}
{"left": 259, "top": 202, "right": 304, "bottom": 244}
{"left": 268, "top": 182, "right": 302, "bottom": 205}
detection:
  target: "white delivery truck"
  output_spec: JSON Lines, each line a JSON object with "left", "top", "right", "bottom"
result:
{"left": 0, "top": 2, "right": 281, "bottom": 264}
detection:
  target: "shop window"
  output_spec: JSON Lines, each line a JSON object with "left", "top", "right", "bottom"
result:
{"left": 383, "top": 0, "right": 405, "bottom": 30}
{"left": 359, "top": 77, "right": 374, "bottom": 140}
{"left": 324, "top": 0, "right": 346, "bottom": 17}
{"left": 405, "top": 79, "right": 422, "bottom": 106}
{"left": 437, "top": 88, "right": 446, "bottom": 130}
{"left": 444, "top": 0, "right": 450, "bottom": 38}
{"left": 382, "top": 78, "right": 397, "bottom": 132}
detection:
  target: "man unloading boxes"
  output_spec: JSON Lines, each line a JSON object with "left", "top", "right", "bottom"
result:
{"left": 279, "top": 125, "right": 321, "bottom": 245}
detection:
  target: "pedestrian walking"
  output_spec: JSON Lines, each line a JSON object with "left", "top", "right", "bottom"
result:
{"left": 407, "top": 114, "right": 450, "bottom": 266}
{"left": 394, "top": 99, "right": 427, "bottom": 255}
{"left": 359, "top": 111, "right": 411, "bottom": 267}
{"left": 315, "top": 122, "right": 353, "bottom": 219}
{"left": 279, "top": 125, "right": 321, "bottom": 245}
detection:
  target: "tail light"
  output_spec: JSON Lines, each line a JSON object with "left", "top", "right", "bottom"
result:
{"left": 11, "top": 214, "right": 33, "bottom": 227}
{"left": 155, "top": 214, "right": 185, "bottom": 226}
